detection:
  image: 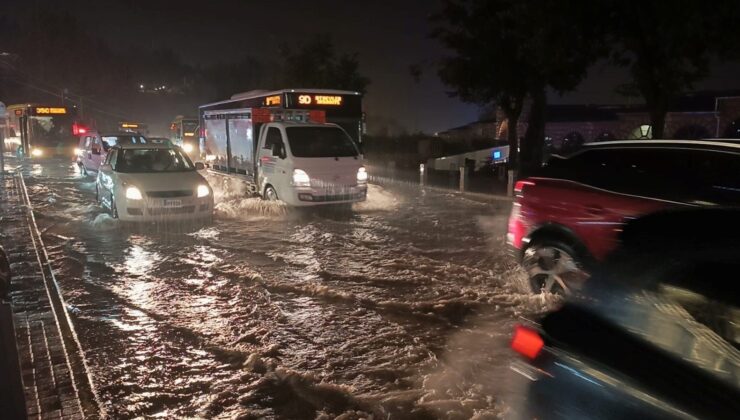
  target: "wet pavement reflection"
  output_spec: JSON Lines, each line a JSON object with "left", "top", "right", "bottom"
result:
{"left": 21, "top": 159, "right": 558, "bottom": 418}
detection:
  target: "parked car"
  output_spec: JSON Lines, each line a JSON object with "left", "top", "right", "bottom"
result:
{"left": 507, "top": 140, "right": 740, "bottom": 294}
{"left": 95, "top": 142, "right": 213, "bottom": 222}
{"left": 76, "top": 132, "right": 148, "bottom": 176}
{"left": 507, "top": 208, "right": 740, "bottom": 420}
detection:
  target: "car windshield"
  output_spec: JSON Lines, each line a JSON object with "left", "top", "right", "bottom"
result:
{"left": 286, "top": 126, "right": 358, "bottom": 158}
{"left": 114, "top": 148, "right": 195, "bottom": 173}
{"left": 101, "top": 135, "right": 146, "bottom": 151}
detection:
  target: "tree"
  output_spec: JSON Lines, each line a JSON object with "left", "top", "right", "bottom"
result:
{"left": 279, "top": 34, "right": 370, "bottom": 94}
{"left": 608, "top": 1, "right": 739, "bottom": 138}
{"left": 432, "top": 0, "right": 603, "bottom": 176}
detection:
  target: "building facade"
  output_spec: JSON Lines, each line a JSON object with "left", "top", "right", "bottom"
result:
{"left": 438, "top": 92, "right": 740, "bottom": 154}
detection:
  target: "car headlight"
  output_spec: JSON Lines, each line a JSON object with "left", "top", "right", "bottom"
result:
{"left": 357, "top": 167, "right": 368, "bottom": 183}
{"left": 183, "top": 143, "right": 194, "bottom": 153}
{"left": 31, "top": 148, "right": 43, "bottom": 157}
{"left": 74, "top": 147, "right": 82, "bottom": 156}
{"left": 292, "top": 169, "right": 311, "bottom": 187}
{"left": 126, "top": 186, "right": 143, "bottom": 200}
{"left": 197, "top": 184, "right": 210, "bottom": 198}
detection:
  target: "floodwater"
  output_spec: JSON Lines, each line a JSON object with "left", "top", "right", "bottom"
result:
{"left": 19, "top": 159, "right": 558, "bottom": 419}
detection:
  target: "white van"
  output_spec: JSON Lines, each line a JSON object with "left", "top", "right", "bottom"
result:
{"left": 76, "top": 132, "right": 147, "bottom": 175}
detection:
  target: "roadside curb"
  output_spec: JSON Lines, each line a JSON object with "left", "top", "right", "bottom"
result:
{"left": 2, "top": 170, "right": 102, "bottom": 419}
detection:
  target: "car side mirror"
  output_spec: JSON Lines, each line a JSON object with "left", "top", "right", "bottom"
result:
{"left": 272, "top": 143, "right": 286, "bottom": 159}
{"left": 195, "top": 162, "right": 205, "bottom": 170}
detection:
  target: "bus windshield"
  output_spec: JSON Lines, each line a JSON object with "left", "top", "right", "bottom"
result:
{"left": 115, "top": 148, "right": 195, "bottom": 173}
{"left": 30, "top": 114, "right": 76, "bottom": 147}
{"left": 285, "top": 126, "right": 358, "bottom": 158}
{"left": 182, "top": 120, "right": 198, "bottom": 134}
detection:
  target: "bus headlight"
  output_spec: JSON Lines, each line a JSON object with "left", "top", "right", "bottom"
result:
{"left": 31, "top": 148, "right": 43, "bottom": 157}
{"left": 183, "top": 143, "right": 194, "bottom": 153}
{"left": 126, "top": 186, "right": 143, "bottom": 200}
{"left": 197, "top": 184, "right": 210, "bottom": 198}
{"left": 292, "top": 169, "right": 311, "bottom": 187}
{"left": 357, "top": 167, "right": 368, "bottom": 184}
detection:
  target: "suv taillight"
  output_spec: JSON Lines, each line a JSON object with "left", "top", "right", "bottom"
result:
{"left": 514, "top": 179, "right": 535, "bottom": 194}
{"left": 511, "top": 324, "right": 544, "bottom": 360}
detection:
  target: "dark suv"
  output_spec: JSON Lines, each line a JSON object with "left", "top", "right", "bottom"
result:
{"left": 507, "top": 140, "right": 740, "bottom": 294}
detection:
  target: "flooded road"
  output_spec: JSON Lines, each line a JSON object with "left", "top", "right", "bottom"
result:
{"left": 20, "top": 159, "right": 557, "bottom": 419}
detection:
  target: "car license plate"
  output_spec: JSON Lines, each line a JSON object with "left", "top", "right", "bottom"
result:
{"left": 163, "top": 199, "right": 182, "bottom": 208}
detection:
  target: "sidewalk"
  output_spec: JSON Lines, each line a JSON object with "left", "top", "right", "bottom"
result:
{"left": 1, "top": 167, "right": 99, "bottom": 420}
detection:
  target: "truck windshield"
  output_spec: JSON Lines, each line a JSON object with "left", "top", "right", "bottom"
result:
{"left": 286, "top": 127, "right": 358, "bottom": 158}
{"left": 115, "top": 148, "right": 195, "bottom": 173}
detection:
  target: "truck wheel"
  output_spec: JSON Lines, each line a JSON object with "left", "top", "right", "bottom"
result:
{"left": 522, "top": 240, "right": 589, "bottom": 295}
{"left": 263, "top": 185, "right": 278, "bottom": 201}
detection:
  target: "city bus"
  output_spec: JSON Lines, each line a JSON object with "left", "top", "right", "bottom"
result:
{"left": 169, "top": 115, "right": 199, "bottom": 155}
{"left": 4, "top": 104, "right": 78, "bottom": 158}
{"left": 118, "top": 121, "right": 149, "bottom": 136}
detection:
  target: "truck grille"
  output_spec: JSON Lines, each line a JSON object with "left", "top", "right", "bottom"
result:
{"left": 146, "top": 190, "right": 193, "bottom": 198}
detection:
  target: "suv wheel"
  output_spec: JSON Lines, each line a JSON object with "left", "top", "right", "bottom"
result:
{"left": 522, "top": 241, "right": 589, "bottom": 295}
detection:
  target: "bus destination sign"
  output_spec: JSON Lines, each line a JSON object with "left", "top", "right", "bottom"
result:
{"left": 34, "top": 107, "right": 67, "bottom": 115}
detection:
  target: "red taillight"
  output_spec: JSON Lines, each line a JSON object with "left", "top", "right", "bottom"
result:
{"left": 511, "top": 324, "right": 544, "bottom": 359}
{"left": 72, "top": 123, "right": 88, "bottom": 136}
{"left": 514, "top": 179, "right": 535, "bottom": 194}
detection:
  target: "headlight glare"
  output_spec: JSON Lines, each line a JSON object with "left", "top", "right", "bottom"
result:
{"left": 126, "top": 186, "right": 143, "bottom": 200}
{"left": 357, "top": 167, "right": 368, "bottom": 183}
{"left": 183, "top": 143, "right": 194, "bottom": 153}
{"left": 31, "top": 148, "right": 43, "bottom": 157}
{"left": 292, "top": 169, "right": 311, "bottom": 187}
{"left": 197, "top": 184, "right": 210, "bottom": 198}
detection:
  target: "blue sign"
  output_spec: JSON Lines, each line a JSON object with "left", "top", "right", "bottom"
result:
{"left": 493, "top": 150, "right": 502, "bottom": 159}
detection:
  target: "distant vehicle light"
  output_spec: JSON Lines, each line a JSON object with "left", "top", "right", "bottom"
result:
{"left": 184, "top": 132, "right": 195, "bottom": 137}
{"left": 292, "top": 169, "right": 311, "bottom": 187}
{"left": 357, "top": 167, "right": 368, "bottom": 183}
{"left": 197, "top": 184, "right": 210, "bottom": 198}
{"left": 126, "top": 186, "right": 143, "bottom": 200}
{"left": 205, "top": 154, "right": 216, "bottom": 162}
{"left": 31, "top": 148, "right": 43, "bottom": 157}
{"left": 182, "top": 143, "right": 194, "bottom": 153}
{"left": 511, "top": 324, "right": 544, "bottom": 360}
{"left": 74, "top": 148, "right": 82, "bottom": 156}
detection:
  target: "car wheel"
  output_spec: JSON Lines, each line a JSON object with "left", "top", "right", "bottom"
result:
{"left": 0, "top": 246, "right": 10, "bottom": 300}
{"left": 110, "top": 193, "right": 119, "bottom": 219}
{"left": 80, "top": 164, "right": 88, "bottom": 176}
{"left": 522, "top": 241, "right": 589, "bottom": 295}
{"left": 264, "top": 185, "right": 278, "bottom": 201}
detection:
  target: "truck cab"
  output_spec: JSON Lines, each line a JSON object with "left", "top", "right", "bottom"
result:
{"left": 255, "top": 122, "right": 367, "bottom": 206}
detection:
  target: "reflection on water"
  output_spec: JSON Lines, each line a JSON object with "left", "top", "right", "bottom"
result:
{"left": 20, "top": 160, "right": 550, "bottom": 418}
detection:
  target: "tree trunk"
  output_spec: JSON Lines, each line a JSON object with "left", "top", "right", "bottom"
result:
{"left": 649, "top": 107, "right": 667, "bottom": 139}
{"left": 521, "top": 87, "right": 547, "bottom": 177}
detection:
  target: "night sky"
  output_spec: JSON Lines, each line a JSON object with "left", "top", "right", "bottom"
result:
{"left": 5, "top": 0, "right": 740, "bottom": 134}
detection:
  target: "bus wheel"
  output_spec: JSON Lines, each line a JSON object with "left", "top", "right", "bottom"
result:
{"left": 264, "top": 185, "right": 278, "bottom": 201}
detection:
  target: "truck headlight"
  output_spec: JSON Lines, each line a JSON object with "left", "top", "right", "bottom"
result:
{"left": 197, "top": 184, "right": 210, "bottom": 198}
{"left": 183, "top": 143, "right": 194, "bottom": 153}
{"left": 31, "top": 148, "right": 43, "bottom": 157}
{"left": 126, "top": 186, "right": 143, "bottom": 200}
{"left": 357, "top": 167, "right": 368, "bottom": 183}
{"left": 292, "top": 169, "right": 311, "bottom": 187}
